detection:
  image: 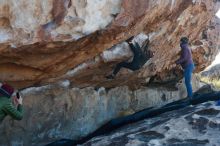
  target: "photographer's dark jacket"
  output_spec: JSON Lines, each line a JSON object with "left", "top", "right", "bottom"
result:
{"left": 0, "top": 96, "right": 23, "bottom": 123}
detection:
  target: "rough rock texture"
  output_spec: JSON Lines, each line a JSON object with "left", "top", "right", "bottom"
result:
{"left": 200, "top": 16, "right": 220, "bottom": 80}
{"left": 0, "top": 0, "right": 219, "bottom": 89}
{"left": 0, "top": 0, "right": 122, "bottom": 43}
{"left": 82, "top": 102, "right": 220, "bottom": 146}
{"left": 0, "top": 1, "right": 219, "bottom": 146}
{"left": 201, "top": 64, "right": 220, "bottom": 80}
{"left": 0, "top": 78, "right": 202, "bottom": 146}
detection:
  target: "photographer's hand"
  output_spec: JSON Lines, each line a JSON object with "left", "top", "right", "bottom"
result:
{"left": 14, "top": 96, "right": 22, "bottom": 106}
{"left": 17, "top": 95, "right": 23, "bottom": 105}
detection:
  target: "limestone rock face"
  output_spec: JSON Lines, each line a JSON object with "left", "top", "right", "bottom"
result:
{"left": 0, "top": 0, "right": 219, "bottom": 89}
{"left": 200, "top": 16, "right": 220, "bottom": 80}
{"left": 0, "top": 1, "right": 219, "bottom": 145}
{"left": 201, "top": 64, "right": 220, "bottom": 80}
{"left": 0, "top": 79, "right": 202, "bottom": 146}
{"left": 0, "top": 0, "right": 121, "bottom": 44}
{"left": 83, "top": 102, "right": 220, "bottom": 146}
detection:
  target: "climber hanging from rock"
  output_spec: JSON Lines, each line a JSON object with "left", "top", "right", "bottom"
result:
{"left": 175, "top": 37, "right": 195, "bottom": 99}
{"left": 106, "top": 36, "right": 154, "bottom": 79}
{"left": 0, "top": 83, "right": 23, "bottom": 123}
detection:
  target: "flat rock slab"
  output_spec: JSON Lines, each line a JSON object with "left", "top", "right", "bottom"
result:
{"left": 83, "top": 102, "right": 220, "bottom": 146}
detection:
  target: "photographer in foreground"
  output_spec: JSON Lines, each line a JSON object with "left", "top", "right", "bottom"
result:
{"left": 0, "top": 83, "right": 23, "bottom": 123}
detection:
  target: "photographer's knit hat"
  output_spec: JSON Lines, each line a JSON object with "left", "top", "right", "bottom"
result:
{"left": 0, "top": 83, "right": 14, "bottom": 98}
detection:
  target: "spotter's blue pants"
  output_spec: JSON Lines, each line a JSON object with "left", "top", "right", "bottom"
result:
{"left": 184, "top": 63, "right": 195, "bottom": 98}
